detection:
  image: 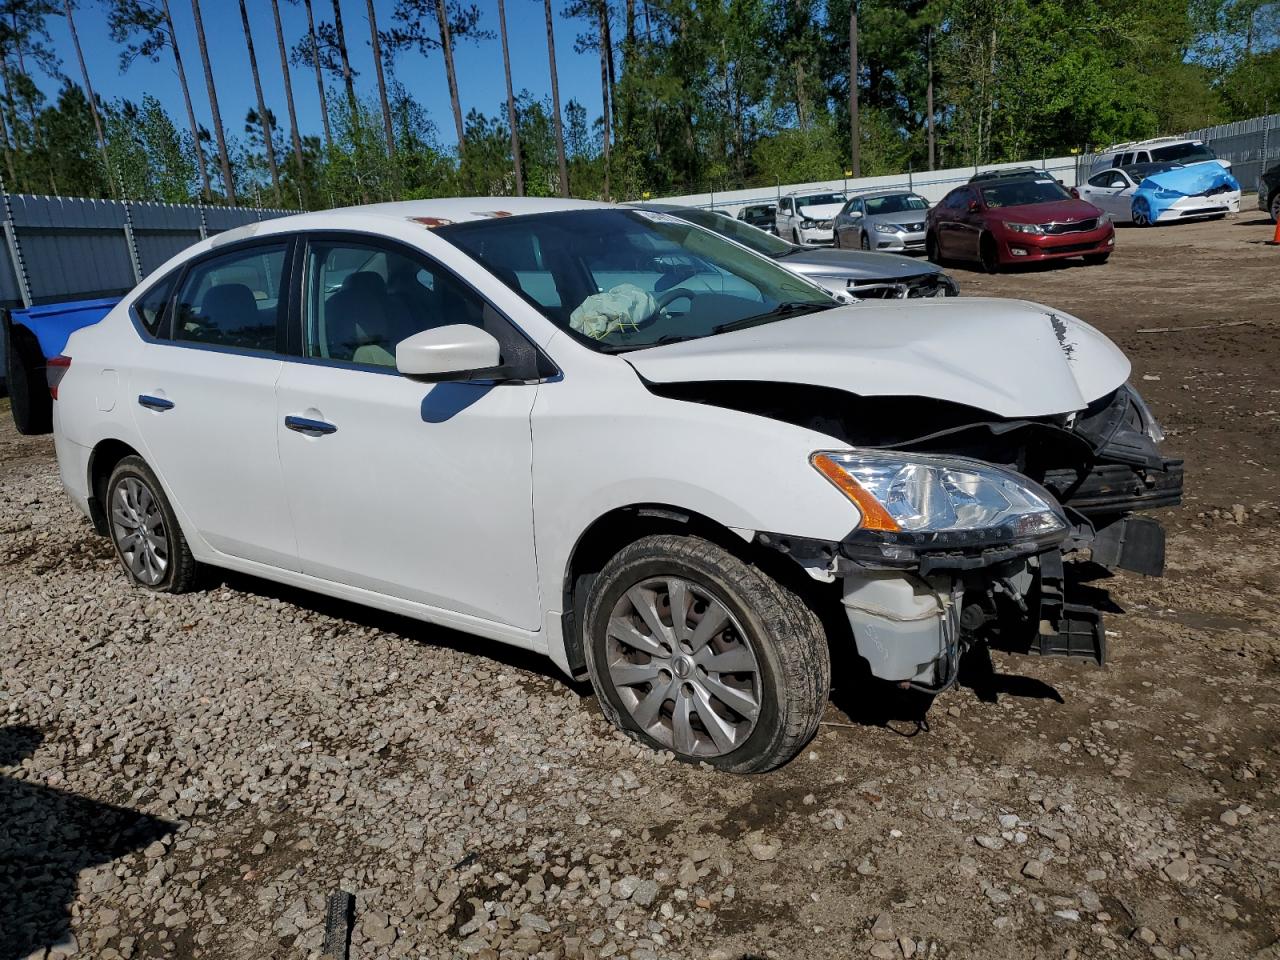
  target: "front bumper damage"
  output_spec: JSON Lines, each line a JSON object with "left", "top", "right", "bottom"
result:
{"left": 757, "top": 385, "right": 1183, "bottom": 689}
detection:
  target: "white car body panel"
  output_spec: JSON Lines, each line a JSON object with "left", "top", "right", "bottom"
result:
{"left": 624, "top": 298, "right": 1130, "bottom": 419}
{"left": 775, "top": 196, "right": 846, "bottom": 245}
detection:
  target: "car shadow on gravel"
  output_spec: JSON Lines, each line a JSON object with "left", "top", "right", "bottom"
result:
{"left": 212, "top": 570, "right": 588, "bottom": 693}
{"left": 0, "top": 725, "right": 175, "bottom": 960}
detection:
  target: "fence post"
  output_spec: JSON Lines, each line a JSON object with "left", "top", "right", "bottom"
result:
{"left": 121, "top": 197, "right": 143, "bottom": 286}
{"left": 0, "top": 174, "right": 31, "bottom": 308}
{"left": 197, "top": 202, "right": 208, "bottom": 240}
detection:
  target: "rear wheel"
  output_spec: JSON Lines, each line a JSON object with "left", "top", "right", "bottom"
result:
{"left": 583, "top": 534, "right": 829, "bottom": 773}
{"left": 1083, "top": 253, "right": 1111, "bottom": 265}
{"left": 106, "top": 456, "right": 198, "bottom": 593}
{"left": 4, "top": 323, "right": 52, "bottom": 436}
{"left": 979, "top": 233, "right": 1000, "bottom": 273}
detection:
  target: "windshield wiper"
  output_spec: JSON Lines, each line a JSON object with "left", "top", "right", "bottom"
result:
{"left": 712, "top": 301, "right": 833, "bottom": 334}
{"left": 594, "top": 332, "right": 696, "bottom": 354}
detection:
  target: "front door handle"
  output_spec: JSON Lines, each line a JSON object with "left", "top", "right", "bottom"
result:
{"left": 138, "top": 394, "right": 174, "bottom": 411}
{"left": 284, "top": 415, "right": 337, "bottom": 436}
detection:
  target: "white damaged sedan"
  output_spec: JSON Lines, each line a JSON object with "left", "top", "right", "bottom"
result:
{"left": 50, "top": 198, "right": 1182, "bottom": 772}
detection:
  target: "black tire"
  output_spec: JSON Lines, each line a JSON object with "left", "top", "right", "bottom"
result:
{"left": 583, "top": 534, "right": 830, "bottom": 774}
{"left": 832, "top": 229, "right": 842, "bottom": 249}
{"left": 979, "top": 233, "right": 1000, "bottom": 273}
{"left": 859, "top": 231, "right": 870, "bottom": 250}
{"left": 4, "top": 321, "right": 52, "bottom": 435}
{"left": 791, "top": 227, "right": 801, "bottom": 245}
{"left": 1269, "top": 191, "right": 1279, "bottom": 224}
{"left": 1083, "top": 253, "right": 1110, "bottom": 265}
{"left": 926, "top": 231, "right": 943, "bottom": 265}
{"left": 105, "top": 456, "right": 199, "bottom": 593}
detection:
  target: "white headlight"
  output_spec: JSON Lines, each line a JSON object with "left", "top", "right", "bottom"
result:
{"left": 873, "top": 222, "right": 902, "bottom": 234}
{"left": 812, "top": 451, "right": 1066, "bottom": 542}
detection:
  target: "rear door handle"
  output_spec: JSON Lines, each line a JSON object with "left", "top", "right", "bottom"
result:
{"left": 284, "top": 415, "right": 337, "bottom": 435}
{"left": 138, "top": 394, "right": 174, "bottom": 411}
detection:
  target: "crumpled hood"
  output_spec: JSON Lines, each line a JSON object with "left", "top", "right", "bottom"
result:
{"left": 1137, "top": 160, "right": 1239, "bottom": 196}
{"left": 625, "top": 298, "right": 1131, "bottom": 419}
{"left": 776, "top": 247, "right": 941, "bottom": 280}
{"left": 797, "top": 202, "right": 845, "bottom": 220}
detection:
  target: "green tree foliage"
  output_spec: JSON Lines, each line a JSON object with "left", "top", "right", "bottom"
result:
{"left": 0, "top": 0, "right": 1276, "bottom": 206}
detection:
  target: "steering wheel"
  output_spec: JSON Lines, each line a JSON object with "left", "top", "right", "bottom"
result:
{"left": 655, "top": 286, "right": 698, "bottom": 310}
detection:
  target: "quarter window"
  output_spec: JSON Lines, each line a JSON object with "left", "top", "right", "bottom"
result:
{"left": 134, "top": 274, "right": 176, "bottom": 338}
{"left": 172, "top": 244, "right": 287, "bottom": 352}
{"left": 302, "top": 240, "right": 488, "bottom": 368}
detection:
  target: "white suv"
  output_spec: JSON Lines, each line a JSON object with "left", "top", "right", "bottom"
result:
{"left": 774, "top": 191, "right": 847, "bottom": 245}
{"left": 50, "top": 198, "right": 1181, "bottom": 772}
{"left": 1089, "top": 137, "right": 1223, "bottom": 177}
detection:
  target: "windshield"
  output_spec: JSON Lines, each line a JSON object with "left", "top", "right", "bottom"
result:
{"left": 796, "top": 193, "right": 846, "bottom": 207}
{"left": 437, "top": 209, "right": 835, "bottom": 353}
{"left": 664, "top": 207, "right": 793, "bottom": 257}
{"left": 864, "top": 194, "right": 929, "bottom": 215}
{"left": 979, "top": 179, "right": 1070, "bottom": 207}
{"left": 1150, "top": 142, "right": 1215, "bottom": 164}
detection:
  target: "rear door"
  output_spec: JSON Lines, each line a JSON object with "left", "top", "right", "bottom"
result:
{"left": 273, "top": 233, "right": 542, "bottom": 629}
{"left": 129, "top": 239, "right": 297, "bottom": 569}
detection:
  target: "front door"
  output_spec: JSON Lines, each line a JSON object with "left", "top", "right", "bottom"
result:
{"left": 130, "top": 240, "right": 297, "bottom": 569}
{"left": 274, "top": 235, "right": 542, "bottom": 630}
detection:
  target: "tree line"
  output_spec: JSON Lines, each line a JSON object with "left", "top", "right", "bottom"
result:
{"left": 0, "top": 0, "right": 1276, "bottom": 209}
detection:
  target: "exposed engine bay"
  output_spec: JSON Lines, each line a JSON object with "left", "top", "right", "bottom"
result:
{"left": 650, "top": 378, "right": 1182, "bottom": 689}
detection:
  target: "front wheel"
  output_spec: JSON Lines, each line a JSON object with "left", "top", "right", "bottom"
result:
{"left": 859, "top": 231, "right": 871, "bottom": 250}
{"left": 1132, "top": 197, "right": 1153, "bottom": 227}
{"left": 106, "top": 456, "right": 199, "bottom": 593}
{"left": 583, "top": 534, "right": 830, "bottom": 773}
{"left": 979, "top": 233, "right": 1000, "bottom": 273}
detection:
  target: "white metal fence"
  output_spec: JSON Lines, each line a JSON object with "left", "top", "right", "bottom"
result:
{"left": 655, "top": 112, "right": 1279, "bottom": 216}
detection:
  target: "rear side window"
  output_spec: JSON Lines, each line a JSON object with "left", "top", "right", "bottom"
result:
{"left": 134, "top": 274, "right": 175, "bottom": 338}
{"left": 172, "top": 244, "right": 288, "bottom": 353}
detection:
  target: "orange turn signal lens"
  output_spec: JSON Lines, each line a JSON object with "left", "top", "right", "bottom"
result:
{"left": 810, "top": 453, "right": 901, "bottom": 532}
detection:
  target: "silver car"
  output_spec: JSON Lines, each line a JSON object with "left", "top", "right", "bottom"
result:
{"left": 833, "top": 190, "right": 931, "bottom": 253}
{"left": 640, "top": 203, "right": 958, "bottom": 299}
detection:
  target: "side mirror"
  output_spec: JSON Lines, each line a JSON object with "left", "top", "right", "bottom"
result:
{"left": 966, "top": 199, "right": 980, "bottom": 213}
{"left": 396, "top": 324, "right": 503, "bottom": 381}
{"left": 847, "top": 210, "right": 863, "bottom": 219}
{"left": 1109, "top": 180, "right": 1126, "bottom": 189}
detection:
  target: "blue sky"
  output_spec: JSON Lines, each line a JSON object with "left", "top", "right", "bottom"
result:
{"left": 43, "top": 0, "right": 605, "bottom": 149}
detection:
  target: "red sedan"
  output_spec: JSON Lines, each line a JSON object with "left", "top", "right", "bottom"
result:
{"left": 927, "top": 175, "right": 1115, "bottom": 272}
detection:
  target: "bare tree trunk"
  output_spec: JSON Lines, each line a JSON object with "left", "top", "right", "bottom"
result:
{"left": 848, "top": 2, "right": 859, "bottom": 178}
{"left": 926, "top": 27, "right": 934, "bottom": 171}
{"left": 239, "top": 0, "right": 281, "bottom": 203}
{"left": 597, "top": 2, "right": 611, "bottom": 199}
{"left": 434, "top": 0, "right": 466, "bottom": 155}
{"left": 544, "top": 0, "right": 569, "bottom": 196}
{"left": 330, "top": 0, "right": 357, "bottom": 115}
{"left": 270, "top": 0, "right": 306, "bottom": 176}
{"left": 161, "top": 0, "right": 212, "bottom": 200}
{"left": 365, "top": 0, "right": 395, "bottom": 155}
{"left": 190, "top": 0, "right": 237, "bottom": 203}
{"left": 497, "top": 0, "right": 523, "bottom": 194}
{"left": 0, "top": 67, "right": 20, "bottom": 191}
{"left": 601, "top": 0, "right": 618, "bottom": 133}
{"left": 64, "top": 0, "right": 113, "bottom": 196}
{"left": 625, "top": 0, "right": 635, "bottom": 46}
{"left": 301, "top": 0, "right": 332, "bottom": 149}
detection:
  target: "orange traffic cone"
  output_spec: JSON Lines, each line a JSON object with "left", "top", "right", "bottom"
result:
{"left": 1271, "top": 216, "right": 1280, "bottom": 246}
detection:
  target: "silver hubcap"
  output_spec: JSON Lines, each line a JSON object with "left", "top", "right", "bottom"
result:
{"left": 110, "top": 477, "right": 169, "bottom": 586}
{"left": 605, "top": 577, "right": 761, "bottom": 759}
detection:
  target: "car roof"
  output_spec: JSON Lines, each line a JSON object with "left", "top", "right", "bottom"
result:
{"left": 969, "top": 167, "right": 1054, "bottom": 184}
{"left": 1102, "top": 136, "right": 1202, "bottom": 152}
{"left": 849, "top": 188, "right": 922, "bottom": 201}
{"left": 212, "top": 196, "right": 615, "bottom": 247}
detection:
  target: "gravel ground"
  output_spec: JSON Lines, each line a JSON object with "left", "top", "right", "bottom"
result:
{"left": 2, "top": 215, "right": 1278, "bottom": 960}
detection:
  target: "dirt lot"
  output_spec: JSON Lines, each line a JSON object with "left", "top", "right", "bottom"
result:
{"left": 1, "top": 214, "right": 1278, "bottom": 960}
